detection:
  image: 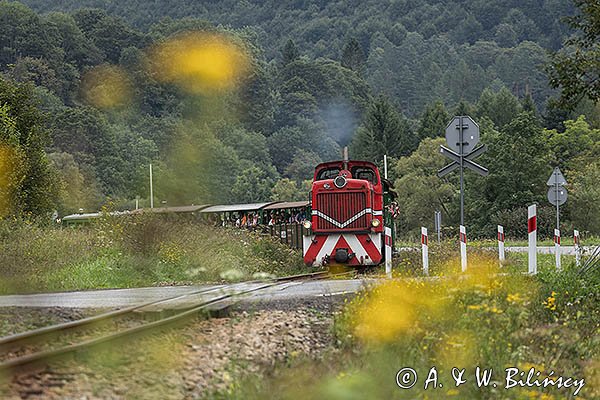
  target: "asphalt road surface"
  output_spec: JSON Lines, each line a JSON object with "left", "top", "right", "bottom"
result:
{"left": 0, "top": 279, "right": 369, "bottom": 310}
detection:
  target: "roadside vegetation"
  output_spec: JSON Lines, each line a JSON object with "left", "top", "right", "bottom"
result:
{"left": 0, "top": 216, "right": 306, "bottom": 295}
{"left": 227, "top": 258, "right": 599, "bottom": 400}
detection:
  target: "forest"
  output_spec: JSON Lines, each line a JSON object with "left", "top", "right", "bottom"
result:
{"left": 1, "top": 0, "right": 599, "bottom": 237}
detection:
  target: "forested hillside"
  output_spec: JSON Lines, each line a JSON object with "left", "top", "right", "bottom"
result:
{"left": 23, "top": 0, "right": 573, "bottom": 114}
{"left": 1, "top": 0, "right": 599, "bottom": 237}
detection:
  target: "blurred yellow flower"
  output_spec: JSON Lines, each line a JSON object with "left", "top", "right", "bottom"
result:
{"left": 149, "top": 31, "right": 251, "bottom": 94}
{"left": 81, "top": 65, "right": 132, "bottom": 109}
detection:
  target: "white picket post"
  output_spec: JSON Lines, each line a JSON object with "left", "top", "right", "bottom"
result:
{"left": 554, "top": 229, "right": 561, "bottom": 271}
{"left": 385, "top": 226, "right": 392, "bottom": 278}
{"left": 498, "top": 225, "right": 505, "bottom": 265}
{"left": 460, "top": 225, "right": 467, "bottom": 272}
{"left": 528, "top": 204, "right": 537, "bottom": 274}
{"left": 574, "top": 229, "right": 581, "bottom": 267}
{"left": 421, "top": 227, "right": 429, "bottom": 275}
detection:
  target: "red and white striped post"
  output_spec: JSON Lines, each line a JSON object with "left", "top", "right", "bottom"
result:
{"left": 460, "top": 225, "right": 467, "bottom": 272}
{"left": 385, "top": 226, "right": 392, "bottom": 278}
{"left": 421, "top": 227, "right": 429, "bottom": 275}
{"left": 554, "top": 228, "right": 561, "bottom": 271}
{"left": 574, "top": 229, "right": 581, "bottom": 267}
{"left": 528, "top": 204, "right": 537, "bottom": 274}
{"left": 497, "top": 225, "right": 505, "bottom": 265}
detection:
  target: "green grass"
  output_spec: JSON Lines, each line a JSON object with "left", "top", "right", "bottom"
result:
{"left": 0, "top": 217, "right": 307, "bottom": 295}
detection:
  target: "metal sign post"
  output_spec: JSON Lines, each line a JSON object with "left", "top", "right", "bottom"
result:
{"left": 438, "top": 116, "right": 488, "bottom": 226}
{"left": 547, "top": 167, "right": 568, "bottom": 230}
{"left": 434, "top": 211, "right": 442, "bottom": 243}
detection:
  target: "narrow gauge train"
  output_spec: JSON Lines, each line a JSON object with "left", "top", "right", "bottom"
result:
{"left": 302, "top": 155, "right": 397, "bottom": 267}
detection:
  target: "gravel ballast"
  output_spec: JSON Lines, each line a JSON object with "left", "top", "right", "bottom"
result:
{"left": 1, "top": 298, "right": 346, "bottom": 399}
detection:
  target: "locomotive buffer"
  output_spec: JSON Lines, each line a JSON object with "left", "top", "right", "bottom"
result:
{"left": 437, "top": 116, "right": 488, "bottom": 225}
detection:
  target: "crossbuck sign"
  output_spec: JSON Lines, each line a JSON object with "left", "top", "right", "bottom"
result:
{"left": 437, "top": 116, "right": 488, "bottom": 225}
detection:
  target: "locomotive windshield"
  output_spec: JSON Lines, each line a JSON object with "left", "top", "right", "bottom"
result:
{"left": 351, "top": 166, "right": 377, "bottom": 184}
{"left": 315, "top": 165, "right": 377, "bottom": 184}
{"left": 316, "top": 167, "right": 341, "bottom": 180}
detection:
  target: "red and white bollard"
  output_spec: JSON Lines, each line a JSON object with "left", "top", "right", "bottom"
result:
{"left": 385, "top": 226, "right": 392, "bottom": 278}
{"left": 497, "top": 225, "right": 505, "bottom": 265}
{"left": 421, "top": 227, "right": 429, "bottom": 275}
{"left": 528, "top": 204, "right": 537, "bottom": 274}
{"left": 460, "top": 225, "right": 467, "bottom": 272}
{"left": 554, "top": 229, "right": 561, "bottom": 271}
{"left": 574, "top": 229, "right": 581, "bottom": 267}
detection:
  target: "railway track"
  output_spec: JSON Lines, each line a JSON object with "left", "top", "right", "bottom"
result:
{"left": 0, "top": 270, "right": 353, "bottom": 373}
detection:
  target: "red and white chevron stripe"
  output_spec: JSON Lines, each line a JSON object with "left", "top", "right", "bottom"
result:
{"left": 303, "top": 233, "right": 382, "bottom": 267}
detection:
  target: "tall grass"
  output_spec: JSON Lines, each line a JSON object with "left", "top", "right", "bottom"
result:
{"left": 0, "top": 216, "right": 306, "bottom": 295}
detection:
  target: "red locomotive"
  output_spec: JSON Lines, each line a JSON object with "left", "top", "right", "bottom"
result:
{"left": 302, "top": 154, "right": 397, "bottom": 267}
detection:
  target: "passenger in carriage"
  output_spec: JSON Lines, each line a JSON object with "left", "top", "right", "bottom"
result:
{"left": 295, "top": 209, "right": 305, "bottom": 223}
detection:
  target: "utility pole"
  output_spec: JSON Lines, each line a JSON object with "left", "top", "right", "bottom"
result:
{"left": 149, "top": 164, "right": 154, "bottom": 209}
{"left": 384, "top": 154, "right": 388, "bottom": 179}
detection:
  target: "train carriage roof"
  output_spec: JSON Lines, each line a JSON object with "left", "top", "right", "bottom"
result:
{"left": 62, "top": 212, "right": 102, "bottom": 221}
{"left": 136, "top": 205, "right": 210, "bottom": 214}
{"left": 263, "top": 201, "right": 309, "bottom": 210}
{"left": 62, "top": 210, "right": 132, "bottom": 221}
{"left": 200, "top": 202, "right": 277, "bottom": 213}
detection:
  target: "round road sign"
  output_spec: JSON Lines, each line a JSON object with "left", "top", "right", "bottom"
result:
{"left": 445, "top": 116, "right": 480, "bottom": 155}
{"left": 547, "top": 186, "right": 568, "bottom": 206}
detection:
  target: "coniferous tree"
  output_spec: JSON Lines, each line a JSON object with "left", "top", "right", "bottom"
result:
{"left": 417, "top": 100, "right": 449, "bottom": 139}
{"left": 281, "top": 39, "right": 299, "bottom": 66}
{"left": 521, "top": 93, "right": 537, "bottom": 114}
{"left": 341, "top": 38, "right": 366, "bottom": 75}
{"left": 350, "top": 96, "right": 416, "bottom": 162}
{"left": 453, "top": 100, "right": 473, "bottom": 116}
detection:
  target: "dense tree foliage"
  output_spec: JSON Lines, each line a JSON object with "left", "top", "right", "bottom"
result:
{"left": 22, "top": 0, "right": 574, "bottom": 115}
{"left": 350, "top": 96, "right": 415, "bottom": 162}
{"left": 549, "top": 0, "right": 600, "bottom": 108}
{"left": 1, "top": 1, "right": 599, "bottom": 237}
{"left": 393, "top": 138, "right": 456, "bottom": 232}
{"left": 0, "top": 76, "right": 57, "bottom": 217}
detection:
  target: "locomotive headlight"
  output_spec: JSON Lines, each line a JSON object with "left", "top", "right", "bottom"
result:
{"left": 334, "top": 175, "right": 347, "bottom": 188}
{"left": 303, "top": 220, "right": 312, "bottom": 229}
{"left": 371, "top": 219, "right": 381, "bottom": 227}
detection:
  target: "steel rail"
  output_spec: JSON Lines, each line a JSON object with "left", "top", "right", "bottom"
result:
{"left": 0, "top": 270, "right": 330, "bottom": 349}
{"left": 0, "top": 285, "right": 226, "bottom": 349}
{"left": 0, "top": 270, "right": 335, "bottom": 371}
